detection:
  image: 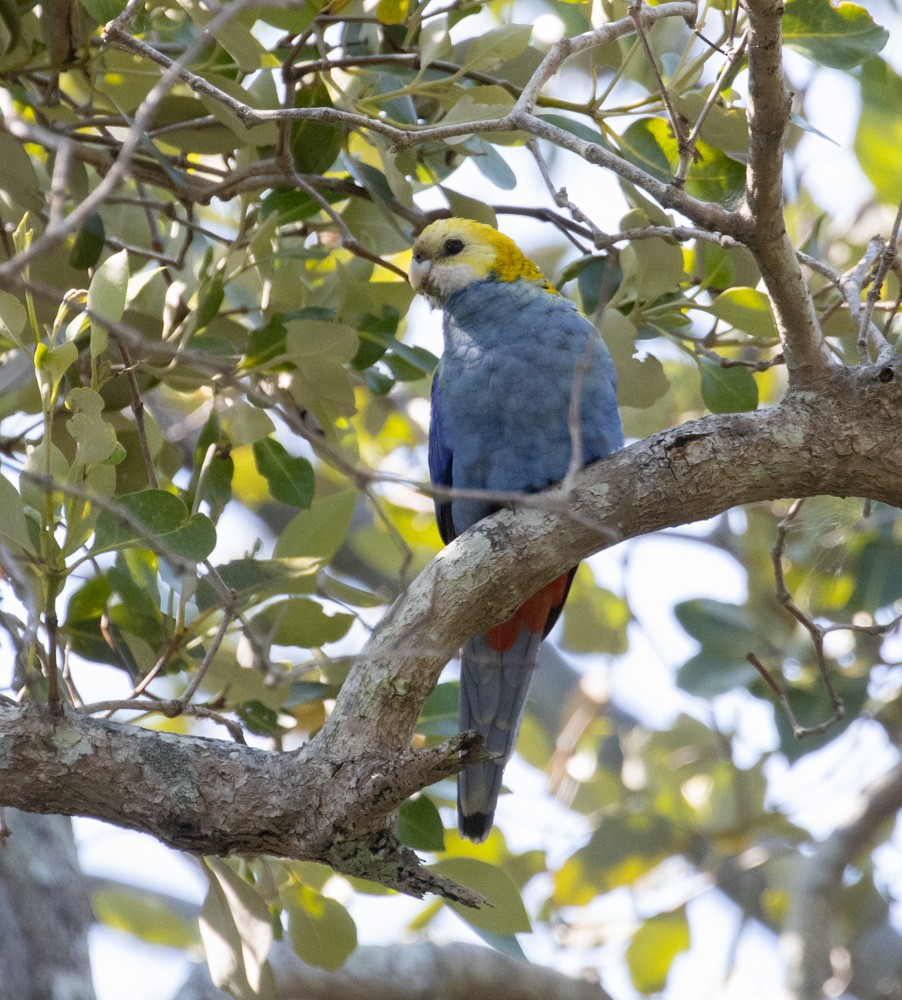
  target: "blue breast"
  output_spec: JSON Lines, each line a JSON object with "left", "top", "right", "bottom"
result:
{"left": 436, "top": 278, "right": 623, "bottom": 535}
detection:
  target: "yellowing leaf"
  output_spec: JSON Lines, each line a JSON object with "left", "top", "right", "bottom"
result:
{"left": 626, "top": 910, "right": 690, "bottom": 994}
{"left": 376, "top": 0, "right": 408, "bottom": 24}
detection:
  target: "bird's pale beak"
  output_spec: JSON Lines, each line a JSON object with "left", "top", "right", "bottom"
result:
{"left": 408, "top": 256, "right": 430, "bottom": 292}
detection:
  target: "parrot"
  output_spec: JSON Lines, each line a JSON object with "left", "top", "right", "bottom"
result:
{"left": 408, "top": 218, "right": 624, "bottom": 842}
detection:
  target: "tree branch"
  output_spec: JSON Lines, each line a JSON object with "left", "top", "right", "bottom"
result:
{"left": 0, "top": 363, "right": 898, "bottom": 898}
{"left": 316, "top": 363, "right": 902, "bottom": 762}
{"left": 783, "top": 758, "right": 902, "bottom": 1000}
{"left": 174, "top": 939, "right": 616, "bottom": 1000}
{"left": 739, "top": 0, "right": 832, "bottom": 379}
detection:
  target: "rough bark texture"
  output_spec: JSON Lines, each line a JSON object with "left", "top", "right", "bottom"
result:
{"left": 740, "top": 0, "right": 833, "bottom": 377}
{"left": 0, "top": 362, "right": 899, "bottom": 899}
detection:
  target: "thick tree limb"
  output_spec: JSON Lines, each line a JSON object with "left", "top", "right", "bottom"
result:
{"left": 316, "top": 363, "right": 902, "bottom": 761}
{"left": 739, "top": 0, "right": 832, "bottom": 378}
{"left": 174, "top": 939, "right": 615, "bottom": 1000}
{"left": 0, "top": 813, "right": 95, "bottom": 1000}
{"left": 0, "top": 362, "right": 898, "bottom": 898}
{"left": 783, "top": 758, "right": 902, "bottom": 1000}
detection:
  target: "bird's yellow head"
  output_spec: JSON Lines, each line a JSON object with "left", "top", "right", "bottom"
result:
{"left": 409, "top": 218, "right": 553, "bottom": 307}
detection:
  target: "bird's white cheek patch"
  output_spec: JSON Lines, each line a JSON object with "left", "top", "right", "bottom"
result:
{"left": 430, "top": 262, "right": 482, "bottom": 300}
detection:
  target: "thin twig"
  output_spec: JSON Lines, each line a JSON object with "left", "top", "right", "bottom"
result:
{"left": 749, "top": 498, "right": 845, "bottom": 738}
{"left": 110, "top": 334, "right": 159, "bottom": 489}
{"left": 858, "top": 199, "right": 902, "bottom": 363}
{"left": 629, "top": 1, "right": 692, "bottom": 181}
{"left": 677, "top": 29, "right": 749, "bottom": 185}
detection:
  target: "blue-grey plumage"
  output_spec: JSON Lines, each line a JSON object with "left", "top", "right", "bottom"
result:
{"left": 458, "top": 629, "right": 542, "bottom": 839}
{"left": 437, "top": 279, "right": 623, "bottom": 536}
{"left": 411, "top": 218, "right": 624, "bottom": 843}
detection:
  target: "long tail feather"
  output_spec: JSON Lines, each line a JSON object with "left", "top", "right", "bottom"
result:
{"left": 458, "top": 630, "right": 540, "bottom": 841}
{"left": 457, "top": 571, "right": 572, "bottom": 842}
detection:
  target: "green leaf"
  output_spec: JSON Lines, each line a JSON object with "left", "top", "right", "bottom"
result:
{"left": 0, "top": 289, "right": 27, "bottom": 348}
{"left": 562, "top": 577, "right": 630, "bottom": 655}
{"left": 709, "top": 287, "right": 778, "bottom": 341}
{"left": 468, "top": 138, "right": 517, "bottom": 191}
{"left": 274, "top": 489, "right": 356, "bottom": 562}
{"left": 784, "top": 0, "right": 888, "bottom": 70}
{"left": 253, "top": 598, "right": 354, "bottom": 647}
{"left": 601, "top": 309, "right": 670, "bottom": 410}
{"left": 69, "top": 211, "right": 106, "bottom": 270}
{"left": 252, "top": 439, "right": 314, "bottom": 508}
{"left": 675, "top": 599, "right": 762, "bottom": 697}
{"left": 846, "top": 538, "right": 902, "bottom": 613}
{"left": 286, "top": 885, "right": 357, "bottom": 972}
{"left": 93, "top": 884, "right": 198, "bottom": 948}
{"left": 440, "top": 187, "right": 498, "bottom": 228}
{"left": 92, "top": 489, "right": 217, "bottom": 562}
{"left": 221, "top": 401, "right": 276, "bottom": 447}
{"left": 236, "top": 700, "right": 284, "bottom": 737}
{"left": 855, "top": 59, "right": 902, "bottom": 205}
{"left": 626, "top": 909, "right": 691, "bottom": 994}
{"left": 376, "top": 0, "right": 408, "bottom": 23}
{"left": 555, "top": 812, "right": 676, "bottom": 904}
{"left": 65, "top": 387, "right": 120, "bottom": 466}
{"left": 416, "top": 681, "right": 459, "bottom": 738}
{"left": 618, "top": 236, "right": 684, "bottom": 305}
{"left": 196, "top": 274, "right": 225, "bottom": 332}
{"left": 459, "top": 24, "right": 532, "bottom": 72}
{"left": 698, "top": 359, "right": 759, "bottom": 414}
{"left": 397, "top": 795, "right": 445, "bottom": 852}
{"left": 87, "top": 250, "right": 129, "bottom": 359}
{"left": 201, "top": 859, "right": 273, "bottom": 1000}
{"left": 0, "top": 0, "right": 21, "bottom": 53}
{"left": 291, "top": 80, "right": 343, "bottom": 175}
{"left": 429, "top": 858, "right": 531, "bottom": 934}
{"left": 0, "top": 475, "right": 35, "bottom": 554}
{"left": 80, "top": 0, "right": 127, "bottom": 22}
{"left": 620, "top": 119, "right": 745, "bottom": 204}
{"left": 0, "top": 134, "right": 42, "bottom": 213}
{"left": 35, "top": 340, "right": 78, "bottom": 397}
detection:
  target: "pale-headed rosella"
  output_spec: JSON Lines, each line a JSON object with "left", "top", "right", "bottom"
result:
{"left": 409, "top": 218, "right": 624, "bottom": 842}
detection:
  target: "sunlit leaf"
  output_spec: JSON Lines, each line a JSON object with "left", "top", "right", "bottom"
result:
{"left": 201, "top": 859, "right": 274, "bottom": 999}
{"left": 93, "top": 884, "right": 198, "bottom": 949}
{"left": 709, "top": 287, "right": 778, "bottom": 341}
{"left": 855, "top": 58, "right": 902, "bottom": 205}
{"left": 626, "top": 909, "right": 690, "bottom": 994}
{"left": 619, "top": 119, "right": 745, "bottom": 204}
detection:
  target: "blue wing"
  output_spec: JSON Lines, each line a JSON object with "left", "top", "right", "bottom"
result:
{"left": 428, "top": 372, "right": 457, "bottom": 545}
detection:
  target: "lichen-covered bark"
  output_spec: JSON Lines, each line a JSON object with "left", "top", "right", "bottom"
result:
{"left": 0, "top": 362, "right": 898, "bottom": 899}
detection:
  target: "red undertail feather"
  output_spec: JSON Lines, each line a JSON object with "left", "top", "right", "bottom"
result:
{"left": 485, "top": 572, "right": 571, "bottom": 654}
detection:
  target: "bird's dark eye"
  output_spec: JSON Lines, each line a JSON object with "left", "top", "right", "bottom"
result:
{"left": 443, "top": 238, "right": 465, "bottom": 257}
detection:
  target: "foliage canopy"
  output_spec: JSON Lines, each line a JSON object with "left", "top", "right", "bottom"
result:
{"left": 0, "top": 0, "right": 899, "bottom": 997}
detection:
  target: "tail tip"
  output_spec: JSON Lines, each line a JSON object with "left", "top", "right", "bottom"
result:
{"left": 458, "top": 811, "right": 493, "bottom": 843}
